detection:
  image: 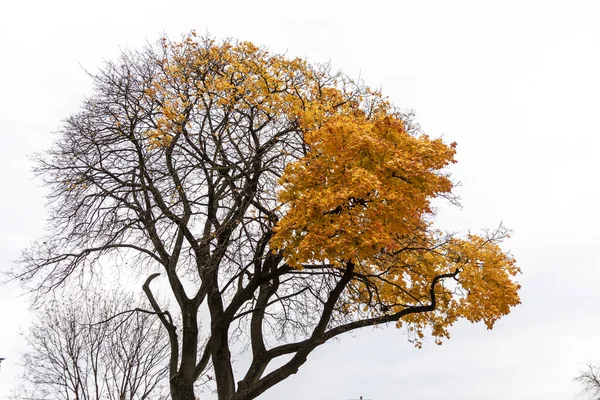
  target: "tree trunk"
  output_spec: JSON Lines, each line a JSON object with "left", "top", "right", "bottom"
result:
{"left": 171, "top": 301, "right": 200, "bottom": 400}
{"left": 170, "top": 375, "right": 196, "bottom": 400}
{"left": 211, "top": 331, "right": 236, "bottom": 400}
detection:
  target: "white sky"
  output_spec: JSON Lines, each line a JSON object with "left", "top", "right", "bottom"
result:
{"left": 1, "top": 0, "right": 599, "bottom": 399}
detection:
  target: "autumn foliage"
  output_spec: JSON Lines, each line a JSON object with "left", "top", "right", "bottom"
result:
{"left": 18, "top": 32, "right": 521, "bottom": 400}
{"left": 273, "top": 110, "right": 520, "bottom": 341}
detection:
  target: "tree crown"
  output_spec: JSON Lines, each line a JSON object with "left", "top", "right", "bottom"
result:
{"left": 16, "top": 33, "right": 521, "bottom": 399}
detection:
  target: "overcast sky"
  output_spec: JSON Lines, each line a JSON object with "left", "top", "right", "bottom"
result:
{"left": 1, "top": 0, "right": 600, "bottom": 399}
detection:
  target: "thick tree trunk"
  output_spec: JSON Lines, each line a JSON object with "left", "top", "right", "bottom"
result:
{"left": 204, "top": 265, "right": 236, "bottom": 400}
{"left": 170, "top": 301, "right": 201, "bottom": 400}
{"left": 212, "top": 331, "right": 236, "bottom": 400}
{"left": 171, "top": 375, "right": 196, "bottom": 400}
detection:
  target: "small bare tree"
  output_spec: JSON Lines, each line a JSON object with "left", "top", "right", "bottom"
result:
{"left": 17, "top": 289, "right": 170, "bottom": 400}
{"left": 576, "top": 363, "right": 600, "bottom": 399}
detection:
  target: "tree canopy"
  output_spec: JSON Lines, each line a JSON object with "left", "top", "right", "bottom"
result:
{"left": 16, "top": 32, "right": 521, "bottom": 400}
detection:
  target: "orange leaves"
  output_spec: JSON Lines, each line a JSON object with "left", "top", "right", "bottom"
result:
{"left": 136, "top": 33, "right": 520, "bottom": 345}
{"left": 447, "top": 233, "right": 521, "bottom": 329}
{"left": 350, "top": 229, "right": 520, "bottom": 347}
{"left": 143, "top": 35, "right": 324, "bottom": 150}
{"left": 271, "top": 112, "right": 457, "bottom": 268}
{"left": 142, "top": 34, "right": 370, "bottom": 154}
{"left": 268, "top": 66, "right": 520, "bottom": 343}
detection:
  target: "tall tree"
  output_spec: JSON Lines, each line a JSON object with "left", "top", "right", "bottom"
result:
{"left": 15, "top": 33, "right": 521, "bottom": 400}
{"left": 16, "top": 290, "right": 170, "bottom": 400}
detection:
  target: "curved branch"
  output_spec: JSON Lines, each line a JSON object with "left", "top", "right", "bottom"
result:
{"left": 142, "top": 273, "right": 179, "bottom": 380}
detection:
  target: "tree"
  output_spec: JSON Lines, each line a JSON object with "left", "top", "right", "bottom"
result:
{"left": 16, "top": 289, "right": 170, "bottom": 400}
{"left": 15, "top": 32, "right": 521, "bottom": 400}
{"left": 575, "top": 363, "right": 600, "bottom": 399}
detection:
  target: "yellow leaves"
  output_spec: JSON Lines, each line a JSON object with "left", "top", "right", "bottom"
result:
{"left": 145, "top": 35, "right": 371, "bottom": 152}
{"left": 133, "top": 33, "right": 520, "bottom": 344}
{"left": 64, "top": 177, "right": 89, "bottom": 192}
{"left": 342, "top": 229, "right": 520, "bottom": 348}
{"left": 144, "top": 87, "right": 158, "bottom": 99}
{"left": 271, "top": 112, "right": 457, "bottom": 268}
{"left": 263, "top": 50, "right": 520, "bottom": 343}
{"left": 144, "top": 35, "right": 330, "bottom": 150}
{"left": 146, "top": 128, "right": 173, "bottom": 150}
{"left": 446, "top": 234, "right": 521, "bottom": 329}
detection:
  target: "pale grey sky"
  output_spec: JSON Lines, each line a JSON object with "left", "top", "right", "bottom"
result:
{"left": 1, "top": 1, "right": 599, "bottom": 399}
